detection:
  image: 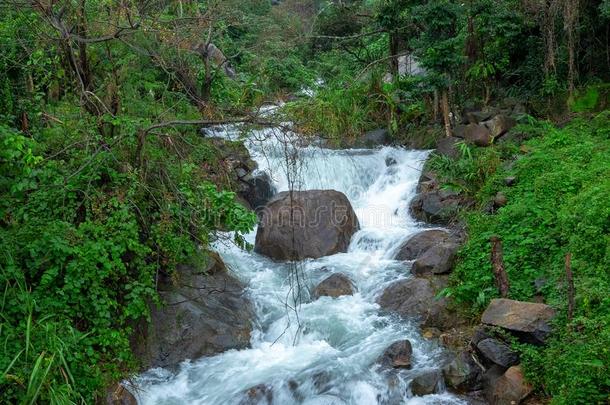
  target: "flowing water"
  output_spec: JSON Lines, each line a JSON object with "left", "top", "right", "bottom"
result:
{"left": 134, "top": 120, "right": 467, "bottom": 405}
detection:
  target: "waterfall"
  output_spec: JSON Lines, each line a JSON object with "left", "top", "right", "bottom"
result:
{"left": 134, "top": 121, "right": 467, "bottom": 405}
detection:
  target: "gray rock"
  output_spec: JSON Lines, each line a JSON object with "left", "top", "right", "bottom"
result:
{"left": 484, "top": 115, "right": 516, "bottom": 138}
{"left": 410, "top": 189, "right": 464, "bottom": 225}
{"left": 464, "top": 124, "right": 493, "bottom": 147}
{"left": 377, "top": 277, "right": 455, "bottom": 329}
{"left": 481, "top": 299, "right": 556, "bottom": 344}
{"left": 395, "top": 230, "right": 453, "bottom": 260}
{"left": 410, "top": 370, "right": 442, "bottom": 395}
{"left": 395, "top": 230, "right": 460, "bottom": 275}
{"left": 442, "top": 351, "right": 483, "bottom": 392}
{"left": 134, "top": 253, "right": 254, "bottom": 369}
{"left": 476, "top": 338, "right": 520, "bottom": 368}
{"left": 242, "top": 171, "right": 276, "bottom": 210}
{"left": 466, "top": 110, "right": 494, "bottom": 124}
{"left": 379, "top": 340, "right": 413, "bottom": 368}
{"left": 436, "top": 136, "right": 462, "bottom": 159}
{"left": 313, "top": 273, "right": 356, "bottom": 299}
{"left": 255, "top": 190, "right": 359, "bottom": 261}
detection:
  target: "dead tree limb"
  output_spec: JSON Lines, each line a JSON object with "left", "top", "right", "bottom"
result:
{"left": 490, "top": 236, "right": 510, "bottom": 298}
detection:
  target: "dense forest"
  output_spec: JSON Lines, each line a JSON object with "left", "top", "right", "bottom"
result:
{"left": 0, "top": 0, "right": 608, "bottom": 404}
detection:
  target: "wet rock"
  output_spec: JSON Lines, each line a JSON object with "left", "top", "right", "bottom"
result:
{"left": 379, "top": 340, "right": 413, "bottom": 368}
{"left": 410, "top": 189, "right": 464, "bottom": 225}
{"left": 436, "top": 136, "right": 462, "bottom": 159}
{"left": 385, "top": 156, "right": 398, "bottom": 166}
{"left": 464, "top": 124, "right": 493, "bottom": 147}
{"left": 105, "top": 383, "right": 137, "bottom": 405}
{"left": 416, "top": 171, "right": 438, "bottom": 193}
{"left": 481, "top": 299, "right": 556, "bottom": 344}
{"left": 239, "top": 384, "right": 273, "bottom": 405}
{"left": 395, "top": 230, "right": 453, "bottom": 261}
{"left": 411, "top": 242, "right": 459, "bottom": 276}
{"left": 377, "top": 277, "right": 455, "bottom": 329}
{"left": 312, "top": 273, "right": 356, "bottom": 299}
{"left": 494, "top": 192, "right": 508, "bottom": 207}
{"left": 442, "top": 351, "right": 483, "bottom": 392}
{"left": 489, "top": 365, "right": 533, "bottom": 405}
{"left": 133, "top": 253, "right": 254, "bottom": 369}
{"left": 504, "top": 176, "right": 517, "bottom": 186}
{"left": 476, "top": 338, "right": 520, "bottom": 368}
{"left": 242, "top": 171, "right": 276, "bottom": 210}
{"left": 484, "top": 115, "right": 516, "bottom": 139}
{"left": 255, "top": 190, "right": 359, "bottom": 261}
{"left": 410, "top": 370, "right": 442, "bottom": 396}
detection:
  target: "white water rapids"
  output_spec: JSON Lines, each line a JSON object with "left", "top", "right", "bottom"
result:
{"left": 133, "top": 118, "right": 467, "bottom": 405}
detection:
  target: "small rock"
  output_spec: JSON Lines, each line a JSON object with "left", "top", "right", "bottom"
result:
{"left": 494, "top": 192, "right": 508, "bottom": 207}
{"left": 394, "top": 230, "right": 454, "bottom": 261}
{"left": 489, "top": 365, "right": 533, "bottom": 405}
{"left": 412, "top": 243, "right": 459, "bottom": 276}
{"left": 411, "top": 370, "right": 442, "bottom": 396}
{"left": 465, "top": 124, "right": 493, "bottom": 147}
{"left": 239, "top": 384, "right": 273, "bottom": 405}
{"left": 422, "top": 327, "right": 442, "bottom": 339}
{"left": 312, "top": 273, "right": 356, "bottom": 299}
{"left": 503, "top": 177, "right": 517, "bottom": 186}
{"left": 476, "top": 338, "right": 520, "bottom": 368}
{"left": 379, "top": 340, "right": 413, "bottom": 368}
{"left": 481, "top": 299, "right": 556, "bottom": 344}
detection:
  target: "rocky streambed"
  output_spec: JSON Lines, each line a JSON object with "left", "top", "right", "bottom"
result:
{"left": 111, "top": 112, "right": 555, "bottom": 405}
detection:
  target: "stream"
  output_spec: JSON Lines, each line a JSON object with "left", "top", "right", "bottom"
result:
{"left": 133, "top": 116, "right": 467, "bottom": 405}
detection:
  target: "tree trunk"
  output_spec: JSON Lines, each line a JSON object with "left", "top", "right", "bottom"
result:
{"left": 441, "top": 89, "right": 451, "bottom": 137}
{"left": 491, "top": 236, "right": 510, "bottom": 298}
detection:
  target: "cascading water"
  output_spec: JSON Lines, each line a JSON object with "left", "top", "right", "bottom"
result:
{"left": 134, "top": 119, "right": 467, "bottom": 405}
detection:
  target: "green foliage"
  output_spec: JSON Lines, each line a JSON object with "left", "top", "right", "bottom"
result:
{"left": 445, "top": 113, "right": 610, "bottom": 402}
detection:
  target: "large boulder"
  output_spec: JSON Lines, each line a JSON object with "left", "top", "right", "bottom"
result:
{"left": 394, "top": 230, "right": 460, "bottom": 275}
{"left": 312, "top": 273, "right": 356, "bottom": 299}
{"left": 378, "top": 340, "right": 413, "bottom": 368}
{"left": 481, "top": 299, "right": 556, "bottom": 344}
{"left": 133, "top": 253, "right": 254, "bottom": 369}
{"left": 255, "top": 190, "right": 360, "bottom": 261}
{"left": 464, "top": 124, "right": 493, "bottom": 147}
{"left": 488, "top": 365, "right": 533, "bottom": 405}
{"left": 410, "top": 189, "right": 464, "bottom": 225}
{"left": 377, "top": 277, "right": 455, "bottom": 329}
